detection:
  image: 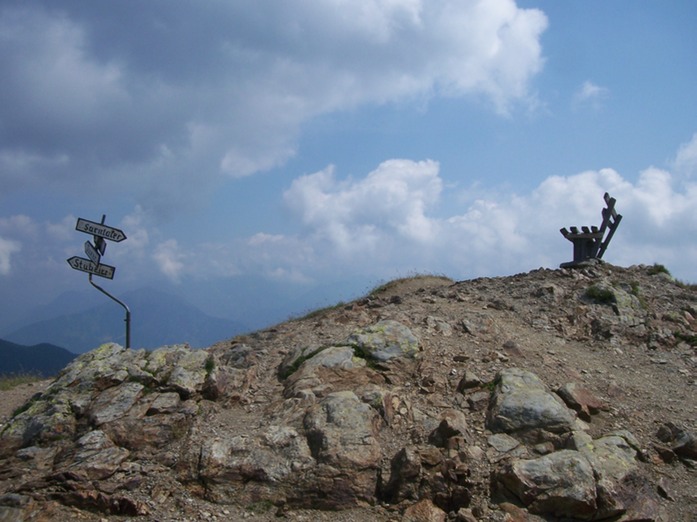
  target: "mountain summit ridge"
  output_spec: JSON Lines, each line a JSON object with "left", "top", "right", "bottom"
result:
{"left": 0, "top": 262, "right": 695, "bottom": 521}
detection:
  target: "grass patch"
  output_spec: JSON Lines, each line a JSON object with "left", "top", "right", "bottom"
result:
{"left": 278, "top": 346, "right": 326, "bottom": 380}
{"left": 676, "top": 280, "right": 697, "bottom": 291}
{"left": 368, "top": 273, "right": 453, "bottom": 296}
{"left": 585, "top": 284, "right": 615, "bottom": 304}
{"left": 628, "top": 281, "right": 649, "bottom": 309}
{"left": 291, "top": 301, "right": 346, "bottom": 322}
{"left": 675, "top": 332, "right": 697, "bottom": 346}
{"left": 350, "top": 344, "right": 381, "bottom": 370}
{"left": 10, "top": 391, "right": 42, "bottom": 418}
{"left": 0, "top": 373, "right": 43, "bottom": 391}
{"left": 647, "top": 263, "right": 671, "bottom": 276}
{"left": 246, "top": 499, "right": 275, "bottom": 514}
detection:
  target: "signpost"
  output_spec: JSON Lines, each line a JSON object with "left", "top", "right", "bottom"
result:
{"left": 67, "top": 255, "right": 115, "bottom": 279}
{"left": 84, "top": 241, "right": 102, "bottom": 266}
{"left": 75, "top": 218, "right": 127, "bottom": 242}
{"left": 67, "top": 215, "right": 130, "bottom": 348}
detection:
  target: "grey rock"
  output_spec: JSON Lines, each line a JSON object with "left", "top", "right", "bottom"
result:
{"left": 166, "top": 349, "right": 210, "bottom": 398}
{"left": 198, "top": 428, "right": 312, "bottom": 491}
{"left": 498, "top": 450, "right": 597, "bottom": 519}
{"left": 346, "top": 320, "right": 419, "bottom": 361}
{"left": 425, "top": 316, "right": 453, "bottom": 336}
{"left": 657, "top": 423, "right": 697, "bottom": 460}
{"left": 303, "top": 391, "right": 381, "bottom": 469}
{"left": 303, "top": 346, "right": 367, "bottom": 370}
{"left": 486, "top": 368, "right": 576, "bottom": 434}
{"left": 456, "top": 371, "right": 482, "bottom": 392}
{"left": 64, "top": 430, "right": 130, "bottom": 480}
{"left": 467, "top": 390, "right": 490, "bottom": 411}
{"left": 89, "top": 381, "right": 144, "bottom": 426}
{"left": 381, "top": 447, "right": 422, "bottom": 502}
{"left": 488, "top": 433, "right": 520, "bottom": 453}
{"left": 146, "top": 392, "right": 181, "bottom": 415}
{"left": 429, "top": 409, "right": 469, "bottom": 447}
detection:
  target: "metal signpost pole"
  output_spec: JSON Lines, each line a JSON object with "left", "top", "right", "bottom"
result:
{"left": 88, "top": 273, "right": 131, "bottom": 349}
{"left": 68, "top": 214, "right": 130, "bottom": 348}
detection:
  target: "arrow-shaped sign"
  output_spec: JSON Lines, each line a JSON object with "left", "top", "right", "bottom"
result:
{"left": 67, "top": 256, "right": 115, "bottom": 279}
{"left": 75, "top": 218, "right": 127, "bottom": 242}
{"left": 84, "top": 241, "right": 101, "bottom": 266}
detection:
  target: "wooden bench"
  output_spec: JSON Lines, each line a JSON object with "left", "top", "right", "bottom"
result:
{"left": 560, "top": 192, "right": 622, "bottom": 267}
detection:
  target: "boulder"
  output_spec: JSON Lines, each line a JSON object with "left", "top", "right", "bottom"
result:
{"left": 346, "top": 320, "right": 419, "bottom": 361}
{"left": 486, "top": 368, "right": 576, "bottom": 435}
{"left": 576, "top": 433, "right": 647, "bottom": 519}
{"left": 303, "top": 391, "right": 381, "bottom": 469}
{"left": 497, "top": 450, "right": 597, "bottom": 519}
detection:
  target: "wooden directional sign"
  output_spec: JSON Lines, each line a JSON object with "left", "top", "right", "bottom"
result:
{"left": 75, "top": 218, "right": 127, "bottom": 242}
{"left": 67, "top": 256, "right": 115, "bottom": 279}
{"left": 84, "top": 241, "right": 101, "bottom": 266}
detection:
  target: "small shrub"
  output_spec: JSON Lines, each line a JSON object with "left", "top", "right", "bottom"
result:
{"left": 204, "top": 356, "right": 216, "bottom": 376}
{"left": 675, "top": 332, "right": 697, "bottom": 346}
{"left": 647, "top": 263, "right": 671, "bottom": 276}
{"left": 585, "top": 285, "right": 615, "bottom": 304}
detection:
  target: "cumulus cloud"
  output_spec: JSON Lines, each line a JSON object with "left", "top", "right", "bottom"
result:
{"left": 0, "top": 0, "right": 547, "bottom": 211}
{"left": 0, "top": 237, "right": 21, "bottom": 275}
{"left": 277, "top": 146, "right": 697, "bottom": 282}
{"left": 285, "top": 159, "right": 442, "bottom": 252}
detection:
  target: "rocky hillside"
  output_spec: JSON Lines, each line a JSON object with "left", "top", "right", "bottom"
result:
{"left": 0, "top": 261, "right": 695, "bottom": 521}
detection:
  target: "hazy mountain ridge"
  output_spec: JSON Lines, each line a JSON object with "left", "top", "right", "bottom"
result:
{"left": 0, "top": 339, "right": 75, "bottom": 377}
{"left": 1, "top": 287, "right": 248, "bottom": 353}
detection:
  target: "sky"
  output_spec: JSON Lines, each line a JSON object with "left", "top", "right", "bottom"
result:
{"left": 1, "top": 1, "right": 697, "bottom": 333}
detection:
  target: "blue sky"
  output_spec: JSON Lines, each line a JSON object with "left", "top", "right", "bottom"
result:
{"left": 1, "top": 1, "right": 696, "bottom": 333}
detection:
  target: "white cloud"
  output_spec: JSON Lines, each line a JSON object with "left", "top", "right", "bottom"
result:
{"left": 573, "top": 80, "right": 609, "bottom": 109}
{"left": 116, "top": 206, "right": 151, "bottom": 259}
{"left": 0, "top": 237, "right": 21, "bottom": 275}
{"left": 277, "top": 144, "right": 697, "bottom": 282}
{"left": 153, "top": 240, "right": 186, "bottom": 282}
{"left": 0, "top": 1, "right": 547, "bottom": 211}
{"left": 674, "top": 132, "right": 697, "bottom": 178}
{"left": 0, "top": 214, "right": 38, "bottom": 238}
{"left": 284, "top": 159, "right": 442, "bottom": 252}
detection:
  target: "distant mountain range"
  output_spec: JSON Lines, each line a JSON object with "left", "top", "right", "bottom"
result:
{"left": 0, "top": 288, "right": 248, "bottom": 354}
{"left": 0, "top": 339, "right": 76, "bottom": 377}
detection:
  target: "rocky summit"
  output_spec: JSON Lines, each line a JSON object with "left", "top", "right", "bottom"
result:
{"left": 0, "top": 261, "right": 696, "bottom": 521}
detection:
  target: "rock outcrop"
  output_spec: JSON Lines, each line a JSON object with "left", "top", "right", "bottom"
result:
{"left": 0, "top": 263, "right": 695, "bottom": 521}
